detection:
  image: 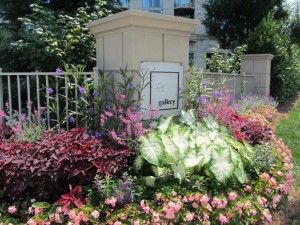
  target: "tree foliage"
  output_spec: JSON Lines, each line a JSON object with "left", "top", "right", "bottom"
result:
{"left": 0, "top": 0, "right": 110, "bottom": 72}
{"left": 247, "top": 13, "right": 300, "bottom": 102}
{"left": 203, "top": 0, "right": 288, "bottom": 48}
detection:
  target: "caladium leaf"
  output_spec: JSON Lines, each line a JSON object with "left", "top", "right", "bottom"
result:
{"left": 171, "top": 163, "right": 186, "bottom": 182}
{"left": 183, "top": 151, "right": 204, "bottom": 168}
{"left": 158, "top": 116, "right": 173, "bottom": 133}
{"left": 180, "top": 109, "right": 196, "bottom": 126}
{"left": 144, "top": 176, "right": 156, "bottom": 187}
{"left": 161, "top": 134, "right": 180, "bottom": 164}
{"left": 210, "top": 149, "right": 234, "bottom": 182}
{"left": 234, "top": 161, "right": 248, "bottom": 183}
{"left": 140, "top": 133, "right": 163, "bottom": 166}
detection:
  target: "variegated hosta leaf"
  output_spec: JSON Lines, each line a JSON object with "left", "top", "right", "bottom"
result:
{"left": 140, "top": 133, "right": 163, "bottom": 166}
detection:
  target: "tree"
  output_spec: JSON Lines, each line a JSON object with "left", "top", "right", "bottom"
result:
{"left": 289, "top": 0, "right": 300, "bottom": 46}
{"left": 0, "top": 0, "right": 109, "bottom": 71}
{"left": 203, "top": 0, "right": 288, "bottom": 49}
{"left": 247, "top": 13, "right": 300, "bottom": 102}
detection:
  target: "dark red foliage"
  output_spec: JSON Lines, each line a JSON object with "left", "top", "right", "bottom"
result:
{"left": 57, "top": 185, "right": 85, "bottom": 210}
{"left": 199, "top": 91, "right": 272, "bottom": 145}
{"left": 0, "top": 123, "right": 14, "bottom": 140}
{"left": 0, "top": 128, "right": 134, "bottom": 201}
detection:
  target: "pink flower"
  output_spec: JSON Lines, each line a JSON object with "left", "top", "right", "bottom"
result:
{"left": 135, "top": 122, "right": 144, "bottom": 138}
{"left": 0, "top": 110, "right": 6, "bottom": 119}
{"left": 200, "top": 194, "right": 210, "bottom": 205}
{"left": 104, "top": 111, "right": 113, "bottom": 117}
{"left": 262, "top": 209, "right": 272, "bottom": 223}
{"left": 8, "top": 206, "right": 17, "bottom": 214}
{"left": 250, "top": 209, "right": 257, "bottom": 216}
{"left": 105, "top": 197, "right": 117, "bottom": 208}
{"left": 91, "top": 210, "right": 100, "bottom": 219}
{"left": 34, "top": 207, "right": 43, "bottom": 215}
{"left": 192, "top": 202, "right": 199, "bottom": 208}
{"left": 228, "top": 192, "right": 237, "bottom": 201}
{"left": 163, "top": 201, "right": 181, "bottom": 220}
{"left": 244, "top": 185, "right": 252, "bottom": 192}
{"left": 140, "top": 200, "right": 151, "bottom": 214}
{"left": 185, "top": 212, "right": 194, "bottom": 221}
{"left": 28, "top": 207, "right": 34, "bottom": 214}
{"left": 261, "top": 173, "right": 270, "bottom": 181}
{"left": 211, "top": 197, "right": 227, "bottom": 209}
{"left": 257, "top": 196, "right": 267, "bottom": 207}
{"left": 27, "top": 219, "right": 36, "bottom": 225}
{"left": 218, "top": 214, "right": 229, "bottom": 224}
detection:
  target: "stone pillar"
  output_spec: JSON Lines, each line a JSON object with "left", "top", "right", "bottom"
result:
{"left": 240, "top": 54, "right": 274, "bottom": 96}
{"left": 86, "top": 10, "right": 198, "bottom": 116}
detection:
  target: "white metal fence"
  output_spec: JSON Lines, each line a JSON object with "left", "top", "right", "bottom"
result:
{"left": 0, "top": 68, "right": 95, "bottom": 130}
{"left": 202, "top": 71, "right": 255, "bottom": 99}
{"left": 0, "top": 68, "right": 255, "bottom": 129}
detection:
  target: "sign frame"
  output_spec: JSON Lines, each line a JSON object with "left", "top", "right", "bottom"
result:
{"left": 141, "top": 62, "right": 184, "bottom": 117}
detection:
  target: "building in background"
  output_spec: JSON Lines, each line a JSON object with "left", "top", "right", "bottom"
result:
{"left": 114, "top": 0, "right": 219, "bottom": 68}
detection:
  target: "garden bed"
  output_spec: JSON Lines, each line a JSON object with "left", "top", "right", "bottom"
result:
{"left": 0, "top": 67, "right": 297, "bottom": 225}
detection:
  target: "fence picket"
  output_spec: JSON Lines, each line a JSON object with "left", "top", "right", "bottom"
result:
{"left": 27, "top": 75, "right": 32, "bottom": 121}
{"left": 17, "top": 75, "right": 22, "bottom": 116}
{"left": 7, "top": 75, "right": 12, "bottom": 117}
{"left": 45, "top": 75, "right": 50, "bottom": 129}
{"left": 36, "top": 75, "right": 41, "bottom": 124}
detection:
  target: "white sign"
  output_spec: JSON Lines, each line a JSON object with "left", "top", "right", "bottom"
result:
{"left": 141, "top": 62, "right": 183, "bottom": 117}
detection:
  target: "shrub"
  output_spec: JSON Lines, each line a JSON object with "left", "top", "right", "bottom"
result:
{"left": 198, "top": 90, "right": 272, "bottom": 145}
{"left": 0, "top": 123, "right": 14, "bottom": 140}
{"left": 236, "top": 95, "right": 278, "bottom": 114}
{"left": 0, "top": 128, "right": 134, "bottom": 201}
{"left": 247, "top": 13, "right": 300, "bottom": 102}
{"left": 206, "top": 45, "right": 247, "bottom": 73}
{"left": 135, "top": 110, "right": 253, "bottom": 184}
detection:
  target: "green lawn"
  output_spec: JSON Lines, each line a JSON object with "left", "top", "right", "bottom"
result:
{"left": 276, "top": 101, "right": 300, "bottom": 188}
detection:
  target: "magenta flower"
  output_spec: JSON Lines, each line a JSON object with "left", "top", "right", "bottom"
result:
{"left": 8, "top": 206, "right": 17, "bottom": 214}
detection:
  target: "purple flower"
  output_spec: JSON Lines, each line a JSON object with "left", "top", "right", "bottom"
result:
{"left": 95, "top": 132, "right": 101, "bottom": 139}
{"left": 46, "top": 87, "right": 54, "bottom": 95}
{"left": 128, "top": 82, "right": 135, "bottom": 89}
{"left": 214, "top": 90, "right": 222, "bottom": 99}
{"left": 88, "top": 108, "right": 95, "bottom": 114}
{"left": 79, "top": 86, "right": 86, "bottom": 95}
{"left": 69, "top": 116, "right": 76, "bottom": 123}
{"left": 55, "top": 67, "right": 62, "bottom": 76}
{"left": 200, "top": 80, "right": 209, "bottom": 88}
{"left": 197, "top": 95, "right": 207, "bottom": 105}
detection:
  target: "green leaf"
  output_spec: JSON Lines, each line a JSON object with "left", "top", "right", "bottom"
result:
{"left": 151, "top": 166, "right": 170, "bottom": 177}
{"left": 140, "top": 133, "right": 163, "bottom": 166}
{"left": 144, "top": 176, "right": 156, "bottom": 187}
{"left": 234, "top": 161, "right": 248, "bottom": 183}
{"left": 161, "top": 134, "right": 180, "bottom": 164}
{"left": 32, "top": 202, "right": 51, "bottom": 209}
{"left": 157, "top": 116, "right": 173, "bottom": 133}
{"left": 172, "top": 131, "right": 190, "bottom": 156}
{"left": 183, "top": 150, "right": 204, "bottom": 168}
{"left": 171, "top": 163, "right": 186, "bottom": 182}
{"left": 210, "top": 149, "right": 234, "bottom": 182}
{"left": 133, "top": 155, "right": 144, "bottom": 171}
{"left": 180, "top": 109, "right": 196, "bottom": 126}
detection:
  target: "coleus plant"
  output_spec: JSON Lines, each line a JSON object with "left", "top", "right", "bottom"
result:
{"left": 135, "top": 110, "right": 254, "bottom": 184}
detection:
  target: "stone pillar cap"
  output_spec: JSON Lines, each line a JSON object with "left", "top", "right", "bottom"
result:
{"left": 241, "top": 54, "right": 274, "bottom": 60}
{"left": 86, "top": 9, "right": 199, "bottom": 36}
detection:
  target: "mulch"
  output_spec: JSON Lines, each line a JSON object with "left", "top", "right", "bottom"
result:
{"left": 277, "top": 92, "right": 300, "bottom": 114}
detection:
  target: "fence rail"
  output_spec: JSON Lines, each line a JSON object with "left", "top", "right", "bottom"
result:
{"left": 0, "top": 69, "right": 95, "bottom": 129}
{"left": 0, "top": 68, "right": 255, "bottom": 129}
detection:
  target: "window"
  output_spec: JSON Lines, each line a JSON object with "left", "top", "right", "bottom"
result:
{"left": 143, "top": 0, "right": 163, "bottom": 13}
